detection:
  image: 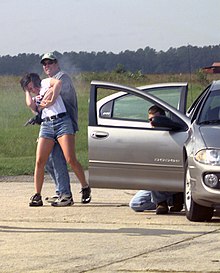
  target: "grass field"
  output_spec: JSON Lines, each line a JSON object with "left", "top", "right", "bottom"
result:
{"left": 0, "top": 72, "right": 219, "bottom": 176}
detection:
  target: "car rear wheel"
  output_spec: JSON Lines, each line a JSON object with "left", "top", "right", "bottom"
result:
{"left": 184, "top": 160, "right": 214, "bottom": 222}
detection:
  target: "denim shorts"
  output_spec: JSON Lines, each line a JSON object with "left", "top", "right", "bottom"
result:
{"left": 39, "top": 115, "right": 75, "bottom": 140}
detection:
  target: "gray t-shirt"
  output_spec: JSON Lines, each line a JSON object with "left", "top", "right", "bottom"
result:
{"left": 53, "top": 71, "right": 78, "bottom": 132}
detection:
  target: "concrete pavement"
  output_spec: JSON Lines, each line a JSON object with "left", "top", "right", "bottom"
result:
{"left": 0, "top": 172, "right": 220, "bottom": 273}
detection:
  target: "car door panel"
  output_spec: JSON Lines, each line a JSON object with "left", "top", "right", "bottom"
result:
{"left": 89, "top": 126, "right": 188, "bottom": 191}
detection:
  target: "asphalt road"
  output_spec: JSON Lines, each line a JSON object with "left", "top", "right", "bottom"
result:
{"left": 0, "top": 173, "right": 220, "bottom": 273}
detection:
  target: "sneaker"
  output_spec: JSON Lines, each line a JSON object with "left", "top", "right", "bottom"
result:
{"left": 51, "top": 194, "right": 74, "bottom": 207}
{"left": 169, "top": 204, "right": 183, "bottom": 212}
{"left": 45, "top": 195, "right": 59, "bottom": 203}
{"left": 81, "top": 186, "right": 91, "bottom": 204}
{"left": 170, "top": 193, "right": 184, "bottom": 212}
{"left": 156, "top": 201, "right": 168, "bottom": 214}
{"left": 29, "top": 193, "right": 43, "bottom": 207}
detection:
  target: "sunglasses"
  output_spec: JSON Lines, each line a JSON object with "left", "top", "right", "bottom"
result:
{"left": 42, "top": 60, "right": 55, "bottom": 66}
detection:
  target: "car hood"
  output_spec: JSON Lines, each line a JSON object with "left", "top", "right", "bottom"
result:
{"left": 200, "top": 125, "right": 220, "bottom": 147}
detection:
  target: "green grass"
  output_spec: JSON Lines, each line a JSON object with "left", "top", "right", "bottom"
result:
{"left": 0, "top": 73, "right": 218, "bottom": 176}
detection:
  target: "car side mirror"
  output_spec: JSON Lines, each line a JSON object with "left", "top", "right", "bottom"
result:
{"left": 151, "top": 116, "right": 183, "bottom": 131}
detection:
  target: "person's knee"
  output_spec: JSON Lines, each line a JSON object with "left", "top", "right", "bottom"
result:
{"left": 129, "top": 200, "right": 145, "bottom": 212}
{"left": 66, "top": 155, "right": 81, "bottom": 168}
{"left": 129, "top": 197, "right": 156, "bottom": 212}
{"left": 65, "top": 156, "right": 76, "bottom": 166}
{"left": 36, "top": 157, "right": 47, "bottom": 168}
{"left": 130, "top": 204, "right": 145, "bottom": 212}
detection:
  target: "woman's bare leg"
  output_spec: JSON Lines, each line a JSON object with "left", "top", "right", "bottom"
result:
{"left": 57, "top": 134, "right": 88, "bottom": 188}
{"left": 34, "top": 137, "right": 55, "bottom": 194}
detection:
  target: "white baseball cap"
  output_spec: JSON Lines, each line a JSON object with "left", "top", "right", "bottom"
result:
{"left": 40, "top": 52, "right": 57, "bottom": 63}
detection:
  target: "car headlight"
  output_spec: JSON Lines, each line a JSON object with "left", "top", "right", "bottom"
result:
{"left": 195, "top": 149, "right": 220, "bottom": 165}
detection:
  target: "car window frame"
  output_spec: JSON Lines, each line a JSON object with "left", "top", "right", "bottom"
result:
{"left": 89, "top": 80, "right": 190, "bottom": 130}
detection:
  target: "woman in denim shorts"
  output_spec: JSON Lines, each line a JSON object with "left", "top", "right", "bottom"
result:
{"left": 20, "top": 73, "right": 89, "bottom": 206}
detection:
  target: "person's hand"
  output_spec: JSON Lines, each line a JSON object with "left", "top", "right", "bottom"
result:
{"left": 39, "top": 100, "right": 49, "bottom": 108}
{"left": 43, "top": 88, "right": 53, "bottom": 101}
{"left": 39, "top": 88, "right": 53, "bottom": 108}
{"left": 39, "top": 98, "right": 54, "bottom": 109}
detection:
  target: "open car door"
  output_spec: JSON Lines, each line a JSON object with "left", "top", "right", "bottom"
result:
{"left": 88, "top": 81, "right": 190, "bottom": 191}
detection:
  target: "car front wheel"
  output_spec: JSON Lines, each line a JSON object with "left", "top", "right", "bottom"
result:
{"left": 184, "top": 160, "right": 214, "bottom": 222}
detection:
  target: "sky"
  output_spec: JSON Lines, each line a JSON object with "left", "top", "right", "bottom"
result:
{"left": 1, "top": 0, "right": 220, "bottom": 56}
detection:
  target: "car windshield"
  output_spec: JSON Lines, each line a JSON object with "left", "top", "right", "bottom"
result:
{"left": 199, "top": 90, "right": 220, "bottom": 124}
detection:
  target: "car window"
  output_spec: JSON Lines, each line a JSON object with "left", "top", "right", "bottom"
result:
{"left": 98, "top": 84, "right": 188, "bottom": 122}
{"left": 99, "top": 92, "right": 173, "bottom": 125}
{"left": 113, "top": 94, "right": 150, "bottom": 120}
{"left": 147, "top": 87, "right": 181, "bottom": 109}
{"left": 199, "top": 90, "right": 220, "bottom": 123}
{"left": 138, "top": 86, "right": 187, "bottom": 112}
{"left": 99, "top": 93, "right": 159, "bottom": 122}
{"left": 93, "top": 82, "right": 187, "bottom": 129}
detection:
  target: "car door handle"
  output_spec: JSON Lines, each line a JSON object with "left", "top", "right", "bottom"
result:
{"left": 91, "top": 131, "right": 109, "bottom": 139}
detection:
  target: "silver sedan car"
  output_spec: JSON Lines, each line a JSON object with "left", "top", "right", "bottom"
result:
{"left": 88, "top": 80, "right": 220, "bottom": 222}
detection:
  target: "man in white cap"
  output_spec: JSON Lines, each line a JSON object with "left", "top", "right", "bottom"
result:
{"left": 40, "top": 52, "right": 91, "bottom": 206}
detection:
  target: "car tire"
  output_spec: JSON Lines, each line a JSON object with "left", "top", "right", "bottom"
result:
{"left": 184, "top": 160, "right": 214, "bottom": 222}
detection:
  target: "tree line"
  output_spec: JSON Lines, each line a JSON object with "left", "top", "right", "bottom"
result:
{"left": 0, "top": 45, "right": 220, "bottom": 75}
